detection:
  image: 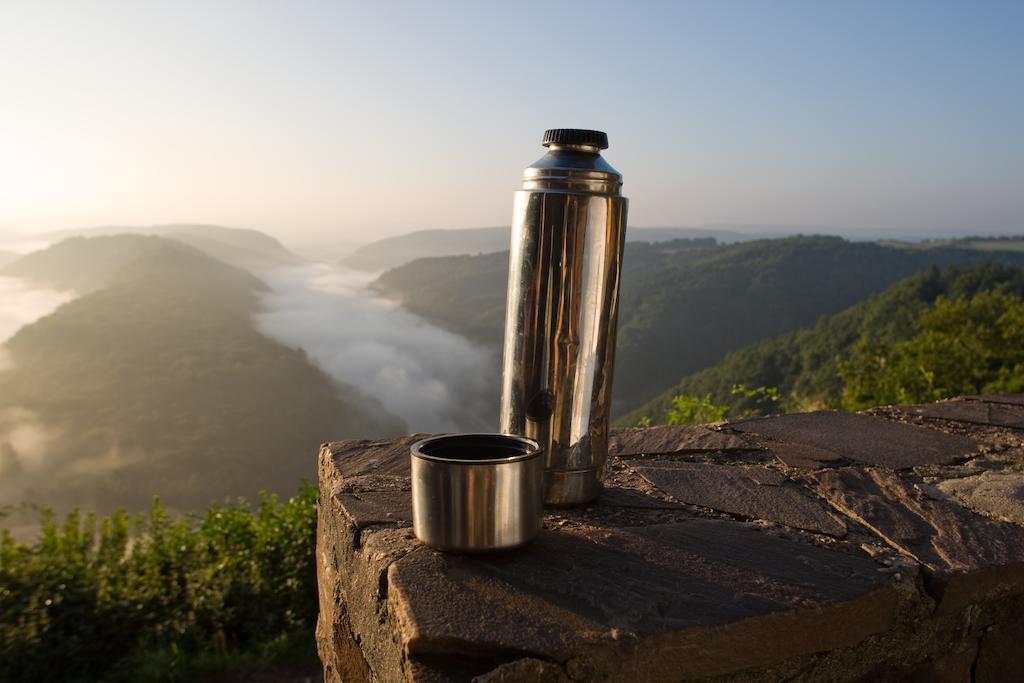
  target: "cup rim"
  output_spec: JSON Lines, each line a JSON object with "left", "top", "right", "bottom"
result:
{"left": 410, "top": 433, "right": 542, "bottom": 465}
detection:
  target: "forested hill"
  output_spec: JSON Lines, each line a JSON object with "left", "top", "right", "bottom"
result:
{"left": 621, "top": 262, "right": 1024, "bottom": 425}
{"left": 343, "top": 225, "right": 740, "bottom": 272}
{"left": 372, "top": 238, "right": 723, "bottom": 345}
{"left": 374, "top": 236, "right": 1024, "bottom": 416}
{"left": 1, "top": 235, "right": 170, "bottom": 292}
{"left": 0, "top": 239, "right": 403, "bottom": 514}
{"left": 1, "top": 225, "right": 303, "bottom": 286}
{"left": 341, "top": 227, "right": 511, "bottom": 272}
{"left": 152, "top": 223, "right": 305, "bottom": 271}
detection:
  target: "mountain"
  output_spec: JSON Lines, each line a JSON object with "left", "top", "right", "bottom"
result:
{"left": 621, "top": 262, "right": 1024, "bottom": 425}
{"left": 340, "top": 227, "right": 509, "bottom": 272}
{"left": 372, "top": 238, "right": 722, "bottom": 345}
{"left": 154, "top": 224, "right": 305, "bottom": 271}
{"left": 630, "top": 227, "right": 756, "bottom": 243}
{"left": 6, "top": 224, "right": 304, "bottom": 273}
{"left": 0, "top": 227, "right": 306, "bottom": 292}
{"left": 340, "top": 226, "right": 758, "bottom": 272}
{"left": 0, "top": 250, "right": 17, "bottom": 268}
{"left": 374, "top": 236, "right": 1024, "bottom": 416}
{"left": 1, "top": 235, "right": 169, "bottom": 292}
{"left": 0, "top": 238, "right": 403, "bottom": 514}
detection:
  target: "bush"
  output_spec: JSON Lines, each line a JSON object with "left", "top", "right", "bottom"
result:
{"left": 0, "top": 485, "right": 318, "bottom": 682}
{"left": 840, "top": 291, "right": 1024, "bottom": 409}
{"left": 647, "top": 384, "right": 785, "bottom": 426}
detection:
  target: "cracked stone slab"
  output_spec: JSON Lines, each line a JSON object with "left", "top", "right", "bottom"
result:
{"left": 937, "top": 470, "right": 1024, "bottom": 526}
{"left": 316, "top": 475, "right": 420, "bottom": 683}
{"left": 610, "top": 425, "right": 754, "bottom": 457}
{"left": 595, "top": 486, "right": 686, "bottom": 510}
{"left": 387, "top": 521, "right": 899, "bottom": 681}
{"left": 964, "top": 393, "right": 1024, "bottom": 407}
{"left": 627, "top": 460, "right": 847, "bottom": 537}
{"left": 975, "top": 606, "right": 1024, "bottom": 681}
{"left": 323, "top": 434, "right": 426, "bottom": 481}
{"left": 730, "top": 411, "right": 981, "bottom": 469}
{"left": 764, "top": 441, "right": 850, "bottom": 469}
{"left": 336, "top": 490, "right": 413, "bottom": 528}
{"left": 335, "top": 472, "right": 410, "bottom": 494}
{"left": 806, "top": 467, "right": 1024, "bottom": 613}
{"left": 471, "top": 658, "right": 569, "bottom": 682}
{"left": 902, "top": 400, "right": 1024, "bottom": 429}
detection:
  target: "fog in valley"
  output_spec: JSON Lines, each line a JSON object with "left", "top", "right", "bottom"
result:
{"left": 0, "top": 275, "right": 74, "bottom": 468}
{"left": 0, "top": 276, "right": 75, "bottom": 534}
{"left": 0, "top": 236, "right": 502, "bottom": 519}
{"left": 0, "top": 275, "right": 73, "bottom": 343}
{"left": 253, "top": 264, "right": 497, "bottom": 433}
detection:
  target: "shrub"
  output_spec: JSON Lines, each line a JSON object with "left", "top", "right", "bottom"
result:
{"left": 0, "top": 485, "right": 318, "bottom": 682}
{"left": 652, "top": 384, "right": 785, "bottom": 426}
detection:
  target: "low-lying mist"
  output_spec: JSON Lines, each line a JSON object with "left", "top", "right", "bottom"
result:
{"left": 0, "top": 276, "right": 76, "bottom": 524}
{"left": 254, "top": 264, "right": 498, "bottom": 433}
{"left": 0, "top": 276, "right": 73, "bottom": 343}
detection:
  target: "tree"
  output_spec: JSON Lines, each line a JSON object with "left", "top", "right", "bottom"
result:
{"left": 840, "top": 291, "right": 1024, "bottom": 409}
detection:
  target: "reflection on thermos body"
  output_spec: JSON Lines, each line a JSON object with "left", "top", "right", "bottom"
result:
{"left": 499, "top": 129, "right": 628, "bottom": 506}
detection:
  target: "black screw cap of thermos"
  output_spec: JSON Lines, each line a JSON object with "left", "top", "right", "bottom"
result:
{"left": 542, "top": 129, "right": 609, "bottom": 150}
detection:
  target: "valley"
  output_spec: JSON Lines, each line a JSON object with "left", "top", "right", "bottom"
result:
{"left": 5, "top": 224, "right": 1024, "bottom": 519}
{"left": 0, "top": 237, "right": 404, "bottom": 515}
{"left": 375, "top": 234, "right": 1024, "bottom": 416}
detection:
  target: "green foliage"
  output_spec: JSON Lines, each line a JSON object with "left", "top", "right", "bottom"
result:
{"left": 840, "top": 291, "right": 1024, "bottom": 409}
{"left": 623, "top": 263, "right": 1024, "bottom": 425}
{"left": 664, "top": 394, "right": 729, "bottom": 426}
{"left": 727, "top": 384, "right": 788, "bottom": 417}
{"left": 654, "top": 384, "right": 783, "bottom": 426}
{"left": 0, "top": 485, "right": 318, "bottom": 683}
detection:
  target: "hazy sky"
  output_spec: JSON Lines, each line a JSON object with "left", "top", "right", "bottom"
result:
{"left": 2, "top": 0, "right": 1022, "bottom": 243}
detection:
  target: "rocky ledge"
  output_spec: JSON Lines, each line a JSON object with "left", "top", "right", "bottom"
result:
{"left": 315, "top": 395, "right": 1024, "bottom": 682}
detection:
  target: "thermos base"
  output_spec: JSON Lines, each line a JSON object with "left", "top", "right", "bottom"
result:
{"left": 544, "top": 469, "right": 603, "bottom": 506}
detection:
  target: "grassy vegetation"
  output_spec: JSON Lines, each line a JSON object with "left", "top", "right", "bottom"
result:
{"left": 0, "top": 485, "right": 319, "bottom": 683}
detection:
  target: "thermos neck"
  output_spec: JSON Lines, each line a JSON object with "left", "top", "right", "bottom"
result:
{"left": 521, "top": 148, "right": 623, "bottom": 195}
{"left": 546, "top": 143, "right": 603, "bottom": 154}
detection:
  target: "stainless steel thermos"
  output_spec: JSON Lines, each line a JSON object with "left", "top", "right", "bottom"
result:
{"left": 499, "top": 129, "right": 628, "bottom": 506}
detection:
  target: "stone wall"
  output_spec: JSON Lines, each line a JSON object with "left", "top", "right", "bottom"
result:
{"left": 316, "top": 395, "right": 1024, "bottom": 682}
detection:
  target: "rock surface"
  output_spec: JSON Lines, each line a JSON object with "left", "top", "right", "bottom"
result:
{"left": 904, "top": 399, "right": 1024, "bottom": 429}
{"left": 938, "top": 470, "right": 1024, "bottom": 525}
{"left": 316, "top": 396, "right": 1024, "bottom": 682}
{"left": 627, "top": 460, "right": 847, "bottom": 536}
{"left": 731, "top": 410, "right": 981, "bottom": 469}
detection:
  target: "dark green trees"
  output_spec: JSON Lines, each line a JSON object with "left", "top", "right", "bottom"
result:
{"left": 840, "top": 291, "right": 1024, "bottom": 408}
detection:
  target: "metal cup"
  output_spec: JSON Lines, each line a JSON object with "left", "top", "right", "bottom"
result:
{"left": 410, "top": 433, "right": 543, "bottom": 553}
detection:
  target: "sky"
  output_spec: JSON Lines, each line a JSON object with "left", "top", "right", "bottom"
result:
{"left": 1, "top": 0, "right": 1022, "bottom": 244}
